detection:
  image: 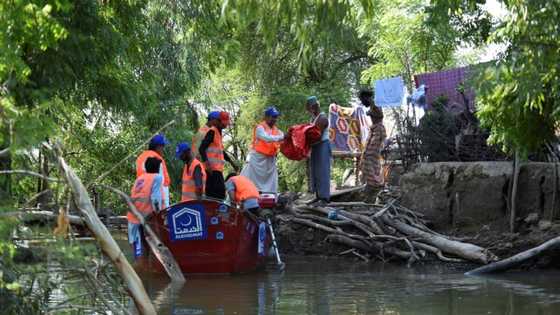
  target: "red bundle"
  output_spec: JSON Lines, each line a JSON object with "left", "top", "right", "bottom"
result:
{"left": 280, "top": 124, "right": 322, "bottom": 161}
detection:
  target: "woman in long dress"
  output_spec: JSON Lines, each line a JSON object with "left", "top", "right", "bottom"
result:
{"left": 362, "top": 105, "right": 386, "bottom": 193}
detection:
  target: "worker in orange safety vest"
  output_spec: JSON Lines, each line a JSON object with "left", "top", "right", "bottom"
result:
{"left": 128, "top": 157, "right": 163, "bottom": 259}
{"left": 195, "top": 111, "right": 238, "bottom": 200}
{"left": 176, "top": 142, "right": 206, "bottom": 202}
{"left": 225, "top": 174, "right": 260, "bottom": 213}
{"left": 241, "top": 106, "right": 284, "bottom": 194}
{"left": 135, "top": 134, "right": 171, "bottom": 208}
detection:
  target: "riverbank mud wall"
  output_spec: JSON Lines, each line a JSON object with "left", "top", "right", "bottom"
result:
{"left": 400, "top": 162, "right": 560, "bottom": 229}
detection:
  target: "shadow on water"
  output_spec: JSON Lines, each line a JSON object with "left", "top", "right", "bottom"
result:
{"left": 131, "top": 256, "right": 560, "bottom": 315}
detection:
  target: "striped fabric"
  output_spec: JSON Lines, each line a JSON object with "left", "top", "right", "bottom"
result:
{"left": 361, "top": 122, "right": 387, "bottom": 187}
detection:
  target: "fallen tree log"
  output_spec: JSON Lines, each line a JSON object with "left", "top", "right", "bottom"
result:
{"left": 465, "top": 236, "right": 560, "bottom": 275}
{"left": 51, "top": 144, "right": 157, "bottom": 315}
{"left": 380, "top": 214, "right": 498, "bottom": 264}
{"left": 281, "top": 189, "right": 497, "bottom": 265}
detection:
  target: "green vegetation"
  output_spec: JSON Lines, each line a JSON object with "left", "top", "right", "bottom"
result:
{"left": 1, "top": 0, "right": 559, "bottom": 312}
{"left": 429, "top": 0, "right": 560, "bottom": 156}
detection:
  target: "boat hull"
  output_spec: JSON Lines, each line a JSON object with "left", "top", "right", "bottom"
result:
{"left": 146, "top": 200, "right": 268, "bottom": 274}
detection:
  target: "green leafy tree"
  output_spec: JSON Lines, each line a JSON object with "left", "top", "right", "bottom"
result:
{"left": 428, "top": 0, "right": 559, "bottom": 156}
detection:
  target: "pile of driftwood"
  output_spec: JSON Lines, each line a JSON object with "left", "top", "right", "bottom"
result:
{"left": 284, "top": 191, "right": 499, "bottom": 265}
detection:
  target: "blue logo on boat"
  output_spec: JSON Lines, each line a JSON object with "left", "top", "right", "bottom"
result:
{"left": 210, "top": 216, "right": 219, "bottom": 225}
{"left": 218, "top": 204, "right": 228, "bottom": 213}
{"left": 216, "top": 231, "right": 224, "bottom": 240}
{"left": 168, "top": 203, "right": 207, "bottom": 241}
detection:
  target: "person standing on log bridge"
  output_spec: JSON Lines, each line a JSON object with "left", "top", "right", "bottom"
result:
{"left": 360, "top": 89, "right": 387, "bottom": 197}
{"left": 241, "top": 106, "right": 285, "bottom": 194}
{"left": 194, "top": 111, "right": 239, "bottom": 199}
{"left": 176, "top": 142, "right": 206, "bottom": 202}
{"left": 306, "top": 96, "right": 331, "bottom": 205}
{"left": 128, "top": 157, "right": 163, "bottom": 260}
{"left": 136, "top": 134, "right": 171, "bottom": 208}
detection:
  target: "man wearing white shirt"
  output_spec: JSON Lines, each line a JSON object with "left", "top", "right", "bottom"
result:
{"left": 241, "top": 106, "right": 285, "bottom": 194}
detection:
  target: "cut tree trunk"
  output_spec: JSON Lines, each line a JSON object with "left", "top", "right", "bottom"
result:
{"left": 380, "top": 214, "right": 497, "bottom": 264}
{"left": 465, "top": 236, "right": 560, "bottom": 275}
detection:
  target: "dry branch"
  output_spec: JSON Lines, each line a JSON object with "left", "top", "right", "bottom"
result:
{"left": 99, "top": 184, "right": 186, "bottom": 284}
{"left": 0, "top": 170, "right": 61, "bottom": 182}
{"left": 51, "top": 144, "right": 157, "bottom": 315}
{"left": 284, "top": 189, "right": 496, "bottom": 265}
{"left": 380, "top": 214, "right": 497, "bottom": 264}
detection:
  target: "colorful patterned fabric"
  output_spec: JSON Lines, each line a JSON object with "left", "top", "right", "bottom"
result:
{"left": 414, "top": 66, "right": 475, "bottom": 112}
{"left": 362, "top": 122, "right": 387, "bottom": 187}
{"left": 328, "top": 104, "right": 370, "bottom": 152}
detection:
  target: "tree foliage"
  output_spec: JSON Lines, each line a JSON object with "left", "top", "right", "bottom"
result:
{"left": 428, "top": 0, "right": 560, "bottom": 155}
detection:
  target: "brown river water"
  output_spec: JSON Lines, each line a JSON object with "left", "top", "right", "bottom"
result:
{"left": 136, "top": 256, "right": 560, "bottom": 315}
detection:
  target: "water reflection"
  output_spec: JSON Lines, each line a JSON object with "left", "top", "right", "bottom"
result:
{"left": 139, "top": 256, "right": 560, "bottom": 315}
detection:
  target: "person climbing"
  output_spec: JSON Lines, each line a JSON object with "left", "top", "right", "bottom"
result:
{"left": 135, "top": 134, "right": 170, "bottom": 208}
{"left": 306, "top": 96, "right": 331, "bottom": 205}
{"left": 195, "top": 111, "right": 238, "bottom": 199}
{"left": 361, "top": 104, "right": 387, "bottom": 199}
{"left": 128, "top": 157, "right": 163, "bottom": 259}
{"left": 176, "top": 142, "right": 206, "bottom": 202}
{"left": 225, "top": 173, "right": 260, "bottom": 214}
{"left": 241, "top": 106, "right": 284, "bottom": 194}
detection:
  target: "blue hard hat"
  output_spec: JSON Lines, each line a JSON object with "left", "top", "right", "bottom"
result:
{"left": 265, "top": 106, "right": 280, "bottom": 117}
{"left": 207, "top": 111, "right": 221, "bottom": 121}
{"left": 150, "top": 134, "right": 169, "bottom": 146}
{"left": 306, "top": 96, "right": 318, "bottom": 105}
{"left": 175, "top": 142, "right": 191, "bottom": 159}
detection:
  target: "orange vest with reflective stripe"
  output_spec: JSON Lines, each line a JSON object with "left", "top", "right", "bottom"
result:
{"left": 229, "top": 175, "right": 259, "bottom": 204}
{"left": 128, "top": 173, "right": 157, "bottom": 224}
{"left": 136, "top": 150, "right": 170, "bottom": 187}
{"left": 181, "top": 159, "right": 207, "bottom": 202}
{"left": 192, "top": 125, "right": 210, "bottom": 160}
{"left": 252, "top": 121, "right": 281, "bottom": 157}
{"left": 204, "top": 126, "right": 225, "bottom": 172}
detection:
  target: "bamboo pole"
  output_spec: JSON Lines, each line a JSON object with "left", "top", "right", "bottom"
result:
{"left": 99, "top": 184, "right": 186, "bottom": 284}
{"left": 51, "top": 145, "right": 157, "bottom": 315}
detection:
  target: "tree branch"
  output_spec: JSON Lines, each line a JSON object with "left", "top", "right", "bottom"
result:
{"left": 0, "top": 147, "right": 9, "bottom": 157}
{"left": 0, "top": 170, "right": 62, "bottom": 182}
{"left": 88, "top": 120, "right": 175, "bottom": 187}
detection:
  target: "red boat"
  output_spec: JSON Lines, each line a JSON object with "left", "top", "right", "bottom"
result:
{"left": 145, "top": 198, "right": 271, "bottom": 274}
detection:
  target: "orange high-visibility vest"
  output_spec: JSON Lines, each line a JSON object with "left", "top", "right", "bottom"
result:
{"left": 192, "top": 125, "right": 210, "bottom": 160}
{"left": 136, "top": 150, "right": 170, "bottom": 187}
{"left": 228, "top": 175, "right": 259, "bottom": 204}
{"left": 197, "top": 126, "right": 225, "bottom": 172}
{"left": 181, "top": 158, "right": 207, "bottom": 202}
{"left": 252, "top": 121, "right": 281, "bottom": 157}
{"left": 128, "top": 173, "right": 158, "bottom": 224}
